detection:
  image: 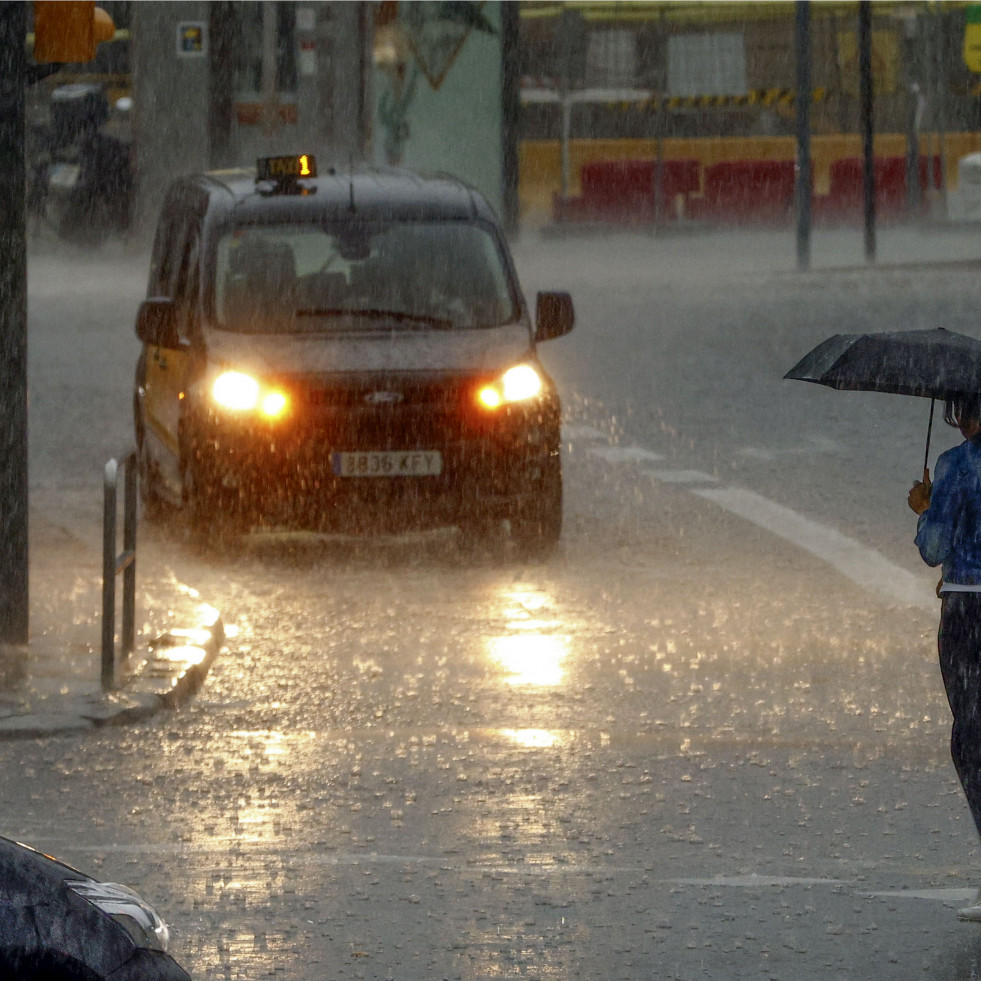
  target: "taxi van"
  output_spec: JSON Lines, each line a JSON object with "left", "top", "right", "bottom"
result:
{"left": 134, "top": 155, "right": 574, "bottom": 555}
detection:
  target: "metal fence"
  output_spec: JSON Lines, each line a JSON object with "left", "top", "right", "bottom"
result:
{"left": 102, "top": 450, "right": 137, "bottom": 691}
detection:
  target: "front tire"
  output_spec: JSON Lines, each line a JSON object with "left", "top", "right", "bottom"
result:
{"left": 135, "top": 396, "right": 169, "bottom": 521}
{"left": 508, "top": 453, "right": 562, "bottom": 560}
{"left": 181, "top": 445, "right": 246, "bottom": 540}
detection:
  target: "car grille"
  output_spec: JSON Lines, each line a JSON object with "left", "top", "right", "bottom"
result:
{"left": 297, "top": 375, "right": 481, "bottom": 448}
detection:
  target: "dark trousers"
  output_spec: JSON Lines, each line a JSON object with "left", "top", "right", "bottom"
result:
{"left": 939, "top": 592, "right": 981, "bottom": 840}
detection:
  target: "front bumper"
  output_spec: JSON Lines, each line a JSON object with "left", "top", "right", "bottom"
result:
{"left": 184, "top": 396, "right": 560, "bottom": 531}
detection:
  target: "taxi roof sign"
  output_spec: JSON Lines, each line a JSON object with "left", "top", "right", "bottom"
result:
{"left": 256, "top": 154, "right": 317, "bottom": 183}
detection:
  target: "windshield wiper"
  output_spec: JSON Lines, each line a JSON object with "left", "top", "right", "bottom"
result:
{"left": 295, "top": 307, "right": 454, "bottom": 330}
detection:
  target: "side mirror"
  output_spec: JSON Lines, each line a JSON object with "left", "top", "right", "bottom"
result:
{"left": 135, "top": 297, "right": 178, "bottom": 348}
{"left": 534, "top": 291, "right": 574, "bottom": 342}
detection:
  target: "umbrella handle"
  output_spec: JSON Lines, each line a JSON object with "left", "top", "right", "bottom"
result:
{"left": 923, "top": 398, "right": 935, "bottom": 482}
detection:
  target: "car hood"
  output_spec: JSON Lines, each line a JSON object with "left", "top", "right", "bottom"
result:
{"left": 202, "top": 323, "right": 535, "bottom": 377}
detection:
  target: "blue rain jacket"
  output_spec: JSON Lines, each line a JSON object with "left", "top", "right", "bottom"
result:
{"left": 916, "top": 435, "right": 981, "bottom": 585}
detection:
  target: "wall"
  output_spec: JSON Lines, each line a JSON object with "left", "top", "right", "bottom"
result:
{"left": 372, "top": 3, "right": 505, "bottom": 219}
{"left": 130, "top": 2, "right": 211, "bottom": 235}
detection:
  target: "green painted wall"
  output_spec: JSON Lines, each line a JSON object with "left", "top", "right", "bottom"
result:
{"left": 372, "top": 3, "right": 504, "bottom": 219}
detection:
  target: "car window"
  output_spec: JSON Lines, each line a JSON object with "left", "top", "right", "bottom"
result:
{"left": 212, "top": 221, "right": 518, "bottom": 333}
{"left": 173, "top": 224, "right": 201, "bottom": 342}
{"left": 149, "top": 200, "right": 189, "bottom": 298}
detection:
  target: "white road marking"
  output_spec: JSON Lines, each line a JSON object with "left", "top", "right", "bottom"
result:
{"left": 669, "top": 875, "right": 852, "bottom": 888}
{"left": 562, "top": 424, "right": 608, "bottom": 442}
{"left": 644, "top": 469, "right": 719, "bottom": 484}
{"left": 588, "top": 445, "right": 665, "bottom": 464}
{"left": 693, "top": 486, "right": 935, "bottom": 610}
{"left": 31, "top": 840, "right": 970, "bottom": 900}
{"left": 865, "top": 888, "right": 974, "bottom": 902}
{"left": 574, "top": 432, "right": 935, "bottom": 609}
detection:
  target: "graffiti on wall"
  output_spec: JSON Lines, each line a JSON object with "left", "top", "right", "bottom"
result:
{"left": 376, "top": 2, "right": 496, "bottom": 164}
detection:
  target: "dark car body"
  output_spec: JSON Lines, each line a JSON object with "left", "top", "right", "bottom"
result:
{"left": 0, "top": 835, "right": 190, "bottom": 980}
{"left": 133, "top": 161, "right": 574, "bottom": 554}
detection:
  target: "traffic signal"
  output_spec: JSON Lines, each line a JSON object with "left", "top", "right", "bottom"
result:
{"left": 33, "top": 2, "right": 115, "bottom": 64}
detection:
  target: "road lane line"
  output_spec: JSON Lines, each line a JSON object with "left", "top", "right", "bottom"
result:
{"left": 588, "top": 445, "right": 664, "bottom": 464}
{"left": 865, "top": 888, "right": 974, "bottom": 902}
{"left": 693, "top": 486, "right": 935, "bottom": 610}
{"left": 643, "top": 469, "right": 718, "bottom": 484}
{"left": 30, "top": 840, "right": 972, "bottom": 900}
{"left": 563, "top": 424, "right": 608, "bottom": 442}
{"left": 579, "top": 436, "right": 934, "bottom": 607}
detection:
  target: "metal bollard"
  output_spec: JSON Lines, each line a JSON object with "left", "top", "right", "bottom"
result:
{"left": 102, "top": 450, "right": 137, "bottom": 691}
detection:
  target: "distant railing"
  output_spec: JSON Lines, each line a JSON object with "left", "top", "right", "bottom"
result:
{"left": 102, "top": 450, "right": 137, "bottom": 691}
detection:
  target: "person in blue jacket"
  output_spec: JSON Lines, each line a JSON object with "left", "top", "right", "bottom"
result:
{"left": 909, "top": 393, "right": 981, "bottom": 921}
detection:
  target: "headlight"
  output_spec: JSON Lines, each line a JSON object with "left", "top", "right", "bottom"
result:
{"left": 67, "top": 880, "right": 171, "bottom": 952}
{"left": 212, "top": 370, "right": 289, "bottom": 419}
{"left": 477, "top": 364, "right": 543, "bottom": 410}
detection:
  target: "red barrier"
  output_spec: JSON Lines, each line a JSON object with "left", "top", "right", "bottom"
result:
{"left": 551, "top": 154, "right": 944, "bottom": 227}
{"left": 553, "top": 158, "right": 700, "bottom": 224}
{"left": 816, "top": 155, "right": 941, "bottom": 223}
{"left": 687, "top": 160, "right": 796, "bottom": 224}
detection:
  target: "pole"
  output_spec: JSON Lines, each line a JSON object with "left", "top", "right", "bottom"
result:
{"left": 501, "top": 2, "right": 521, "bottom": 237}
{"left": 652, "top": 9, "right": 667, "bottom": 232}
{"left": 102, "top": 461, "right": 117, "bottom": 690}
{"left": 932, "top": 6, "right": 949, "bottom": 216}
{"left": 858, "top": 1, "right": 877, "bottom": 263}
{"left": 0, "top": 2, "right": 29, "bottom": 645}
{"left": 795, "top": 0, "right": 812, "bottom": 271}
{"left": 923, "top": 398, "right": 935, "bottom": 481}
{"left": 901, "top": 12, "right": 921, "bottom": 218}
{"left": 556, "top": 8, "right": 578, "bottom": 222}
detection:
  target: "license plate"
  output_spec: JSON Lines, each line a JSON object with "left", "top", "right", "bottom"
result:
{"left": 332, "top": 450, "right": 443, "bottom": 477}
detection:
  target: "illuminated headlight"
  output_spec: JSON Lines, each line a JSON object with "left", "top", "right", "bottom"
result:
{"left": 477, "top": 364, "right": 543, "bottom": 409}
{"left": 67, "top": 880, "right": 171, "bottom": 952}
{"left": 212, "top": 370, "right": 289, "bottom": 419}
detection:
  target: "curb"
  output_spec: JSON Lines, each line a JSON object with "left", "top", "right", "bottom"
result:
{"left": 0, "top": 618, "right": 224, "bottom": 740}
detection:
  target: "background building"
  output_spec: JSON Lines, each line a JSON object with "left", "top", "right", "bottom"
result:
{"left": 25, "top": 2, "right": 981, "bottom": 234}
{"left": 517, "top": 2, "right": 981, "bottom": 225}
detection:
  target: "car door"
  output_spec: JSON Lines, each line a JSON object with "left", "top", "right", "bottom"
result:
{"left": 143, "top": 196, "right": 203, "bottom": 493}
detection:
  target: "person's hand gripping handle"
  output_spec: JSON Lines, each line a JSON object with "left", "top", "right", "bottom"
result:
{"left": 908, "top": 467, "right": 932, "bottom": 515}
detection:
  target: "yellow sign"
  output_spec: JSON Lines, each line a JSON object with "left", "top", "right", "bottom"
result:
{"left": 966, "top": 5, "right": 981, "bottom": 72}
{"left": 837, "top": 29, "right": 899, "bottom": 97}
{"left": 256, "top": 155, "right": 317, "bottom": 182}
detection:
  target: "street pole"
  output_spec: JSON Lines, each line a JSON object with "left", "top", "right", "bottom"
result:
{"left": 859, "top": 0, "right": 877, "bottom": 263}
{"left": 0, "top": 1, "right": 29, "bottom": 645}
{"left": 501, "top": 2, "right": 521, "bottom": 237}
{"left": 555, "top": 8, "right": 580, "bottom": 223}
{"left": 795, "top": 0, "right": 812, "bottom": 271}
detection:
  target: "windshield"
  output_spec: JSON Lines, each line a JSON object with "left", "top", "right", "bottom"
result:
{"left": 212, "top": 220, "right": 519, "bottom": 333}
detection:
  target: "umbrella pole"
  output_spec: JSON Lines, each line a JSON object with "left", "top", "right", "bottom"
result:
{"left": 923, "top": 398, "right": 935, "bottom": 481}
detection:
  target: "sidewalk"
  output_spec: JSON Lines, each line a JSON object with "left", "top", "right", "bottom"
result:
{"left": 0, "top": 501, "right": 223, "bottom": 740}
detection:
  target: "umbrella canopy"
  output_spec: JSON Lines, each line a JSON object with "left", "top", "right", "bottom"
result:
{"left": 785, "top": 328, "right": 981, "bottom": 478}
{"left": 784, "top": 327, "right": 981, "bottom": 398}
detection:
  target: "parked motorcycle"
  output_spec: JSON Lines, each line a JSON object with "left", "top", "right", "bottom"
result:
{"left": 28, "top": 82, "right": 133, "bottom": 244}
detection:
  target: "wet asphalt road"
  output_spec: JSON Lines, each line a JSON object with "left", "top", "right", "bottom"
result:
{"left": 8, "top": 228, "right": 981, "bottom": 979}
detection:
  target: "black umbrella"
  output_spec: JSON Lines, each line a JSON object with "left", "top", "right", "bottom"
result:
{"left": 785, "top": 327, "right": 981, "bottom": 477}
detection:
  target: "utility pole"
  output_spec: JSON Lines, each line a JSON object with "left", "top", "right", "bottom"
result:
{"left": 0, "top": 2, "right": 29, "bottom": 645}
{"left": 795, "top": 0, "right": 812, "bottom": 271}
{"left": 501, "top": 1, "right": 520, "bottom": 236}
{"left": 859, "top": 0, "right": 877, "bottom": 264}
